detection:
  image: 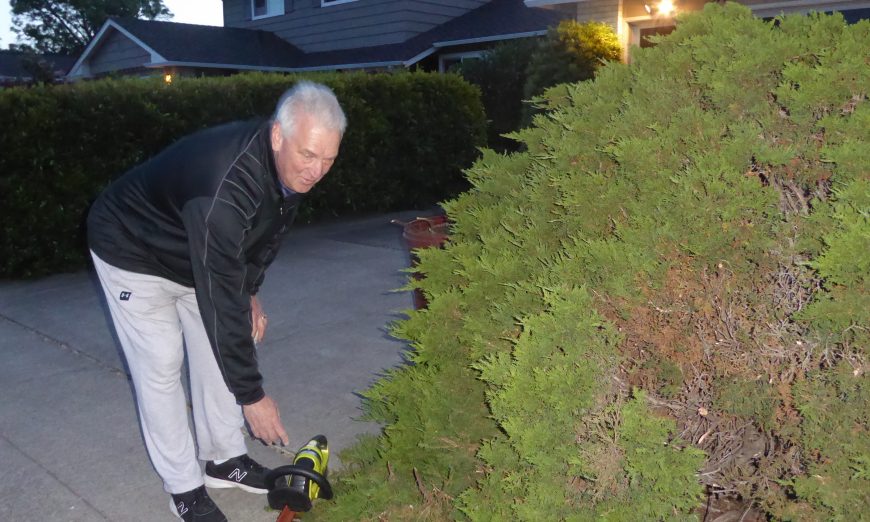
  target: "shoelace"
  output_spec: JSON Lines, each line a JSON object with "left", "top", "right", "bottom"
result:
{"left": 238, "top": 454, "right": 266, "bottom": 473}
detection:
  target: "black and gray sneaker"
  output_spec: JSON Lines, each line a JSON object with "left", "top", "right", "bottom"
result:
{"left": 170, "top": 485, "right": 227, "bottom": 522}
{"left": 204, "top": 454, "right": 270, "bottom": 494}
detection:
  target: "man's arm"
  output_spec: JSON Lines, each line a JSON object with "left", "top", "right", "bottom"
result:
{"left": 183, "top": 195, "right": 264, "bottom": 404}
{"left": 182, "top": 194, "right": 289, "bottom": 445}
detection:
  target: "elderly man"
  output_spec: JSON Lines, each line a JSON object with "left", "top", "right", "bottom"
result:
{"left": 87, "top": 81, "right": 345, "bottom": 521}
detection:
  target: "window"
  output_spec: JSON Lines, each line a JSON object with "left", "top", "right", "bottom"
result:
{"left": 639, "top": 25, "right": 675, "bottom": 48}
{"left": 626, "top": 18, "right": 677, "bottom": 61}
{"left": 252, "top": 0, "right": 284, "bottom": 19}
{"left": 439, "top": 51, "right": 484, "bottom": 73}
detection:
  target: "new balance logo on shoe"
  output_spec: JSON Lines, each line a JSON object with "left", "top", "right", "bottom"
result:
{"left": 119, "top": 291, "right": 132, "bottom": 301}
{"left": 170, "top": 485, "right": 226, "bottom": 521}
{"left": 228, "top": 468, "right": 247, "bottom": 482}
{"left": 204, "top": 454, "right": 269, "bottom": 494}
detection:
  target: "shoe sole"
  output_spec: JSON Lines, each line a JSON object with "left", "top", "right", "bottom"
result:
{"left": 204, "top": 475, "right": 269, "bottom": 494}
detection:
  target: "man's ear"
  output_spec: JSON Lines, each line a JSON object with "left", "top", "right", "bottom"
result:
{"left": 270, "top": 121, "right": 283, "bottom": 152}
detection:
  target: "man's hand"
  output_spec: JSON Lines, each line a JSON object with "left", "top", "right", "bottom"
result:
{"left": 242, "top": 395, "right": 289, "bottom": 446}
{"left": 251, "top": 295, "right": 268, "bottom": 343}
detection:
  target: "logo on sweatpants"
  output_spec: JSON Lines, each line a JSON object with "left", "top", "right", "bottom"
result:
{"left": 119, "top": 291, "right": 132, "bottom": 301}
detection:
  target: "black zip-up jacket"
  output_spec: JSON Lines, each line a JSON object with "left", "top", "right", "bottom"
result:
{"left": 88, "top": 119, "right": 301, "bottom": 405}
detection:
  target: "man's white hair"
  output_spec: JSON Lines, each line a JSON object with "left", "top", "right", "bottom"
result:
{"left": 273, "top": 81, "right": 347, "bottom": 137}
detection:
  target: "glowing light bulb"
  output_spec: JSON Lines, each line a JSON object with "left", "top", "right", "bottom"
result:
{"left": 658, "top": 0, "right": 675, "bottom": 15}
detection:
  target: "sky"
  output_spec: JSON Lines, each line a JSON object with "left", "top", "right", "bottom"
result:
{"left": 0, "top": 0, "right": 224, "bottom": 50}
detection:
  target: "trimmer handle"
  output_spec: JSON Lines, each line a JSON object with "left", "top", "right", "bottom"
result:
{"left": 266, "top": 465, "right": 334, "bottom": 500}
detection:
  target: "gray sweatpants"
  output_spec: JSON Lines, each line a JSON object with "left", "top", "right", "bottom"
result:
{"left": 91, "top": 252, "right": 247, "bottom": 494}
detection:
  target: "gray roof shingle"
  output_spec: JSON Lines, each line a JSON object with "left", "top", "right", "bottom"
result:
{"left": 112, "top": 17, "right": 302, "bottom": 68}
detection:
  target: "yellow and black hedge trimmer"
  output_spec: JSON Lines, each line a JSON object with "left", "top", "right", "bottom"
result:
{"left": 266, "top": 435, "right": 334, "bottom": 521}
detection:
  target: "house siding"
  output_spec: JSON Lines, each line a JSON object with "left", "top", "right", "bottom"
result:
{"left": 575, "top": 0, "right": 621, "bottom": 29}
{"left": 739, "top": 0, "right": 824, "bottom": 7}
{"left": 88, "top": 30, "right": 152, "bottom": 74}
{"left": 547, "top": 0, "right": 870, "bottom": 21}
{"left": 738, "top": 0, "right": 870, "bottom": 17}
{"left": 224, "top": 0, "right": 487, "bottom": 52}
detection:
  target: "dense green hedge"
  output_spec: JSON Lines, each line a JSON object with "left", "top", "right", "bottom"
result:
{"left": 457, "top": 21, "right": 620, "bottom": 153}
{"left": 0, "top": 72, "right": 486, "bottom": 277}
{"left": 456, "top": 38, "right": 538, "bottom": 153}
{"left": 313, "top": 4, "right": 868, "bottom": 520}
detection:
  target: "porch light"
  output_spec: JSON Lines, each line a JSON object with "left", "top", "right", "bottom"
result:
{"left": 644, "top": 0, "right": 676, "bottom": 16}
{"left": 658, "top": 0, "right": 675, "bottom": 15}
{"left": 164, "top": 73, "right": 173, "bottom": 84}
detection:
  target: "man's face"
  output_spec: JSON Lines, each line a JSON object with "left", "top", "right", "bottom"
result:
{"left": 270, "top": 112, "right": 342, "bottom": 193}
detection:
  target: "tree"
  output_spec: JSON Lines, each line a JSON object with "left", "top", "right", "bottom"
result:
{"left": 457, "top": 22, "right": 622, "bottom": 152}
{"left": 456, "top": 38, "right": 538, "bottom": 153}
{"left": 308, "top": 5, "right": 869, "bottom": 520}
{"left": 522, "top": 20, "right": 620, "bottom": 122}
{"left": 11, "top": 0, "right": 172, "bottom": 55}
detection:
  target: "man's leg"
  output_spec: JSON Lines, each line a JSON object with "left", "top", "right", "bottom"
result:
{"left": 175, "top": 291, "right": 272, "bottom": 495}
{"left": 174, "top": 291, "right": 247, "bottom": 462}
{"left": 91, "top": 252, "right": 203, "bottom": 494}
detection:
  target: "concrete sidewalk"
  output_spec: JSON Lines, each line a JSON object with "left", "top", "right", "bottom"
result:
{"left": 0, "top": 210, "right": 428, "bottom": 521}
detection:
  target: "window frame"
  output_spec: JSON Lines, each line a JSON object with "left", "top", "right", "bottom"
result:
{"left": 251, "top": 0, "right": 285, "bottom": 20}
{"left": 438, "top": 51, "right": 485, "bottom": 73}
{"left": 623, "top": 15, "right": 676, "bottom": 63}
{"left": 321, "top": 0, "right": 359, "bottom": 7}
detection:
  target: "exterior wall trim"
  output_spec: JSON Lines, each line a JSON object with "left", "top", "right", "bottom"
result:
{"left": 525, "top": 0, "right": 586, "bottom": 6}
{"left": 432, "top": 30, "right": 548, "bottom": 47}
{"left": 149, "top": 60, "right": 296, "bottom": 72}
{"left": 292, "top": 60, "right": 405, "bottom": 71}
{"left": 151, "top": 59, "right": 405, "bottom": 72}
{"left": 321, "top": 0, "right": 360, "bottom": 6}
{"left": 748, "top": 0, "right": 870, "bottom": 15}
{"left": 405, "top": 47, "right": 438, "bottom": 66}
{"left": 68, "top": 19, "right": 165, "bottom": 79}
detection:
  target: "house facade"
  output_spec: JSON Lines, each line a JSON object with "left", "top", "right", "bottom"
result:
{"left": 224, "top": 0, "right": 488, "bottom": 53}
{"left": 67, "top": 0, "right": 568, "bottom": 80}
{"left": 66, "top": 0, "right": 870, "bottom": 80}
{"left": 526, "top": 0, "right": 870, "bottom": 61}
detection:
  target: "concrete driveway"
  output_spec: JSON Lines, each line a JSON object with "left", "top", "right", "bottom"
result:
{"left": 0, "top": 210, "right": 427, "bottom": 521}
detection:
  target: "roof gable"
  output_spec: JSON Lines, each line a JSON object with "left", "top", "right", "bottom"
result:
{"left": 114, "top": 17, "right": 303, "bottom": 68}
{"left": 68, "top": 17, "right": 303, "bottom": 78}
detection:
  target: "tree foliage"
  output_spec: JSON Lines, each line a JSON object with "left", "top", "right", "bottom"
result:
{"left": 10, "top": 0, "right": 171, "bottom": 54}
{"left": 0, "top": 72, "right": 486, "bottom": 277}
{"left": 312, "top": 4, "right": 869, "bottom": 520}
{"left": 456, "top": 39, "right": 538, "bottom": 152}
{"left": 458, "top": 22, "right": 621, "bottom": 152}
{"left": 524, "top": 20, "right": 621, "bottom": 107}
